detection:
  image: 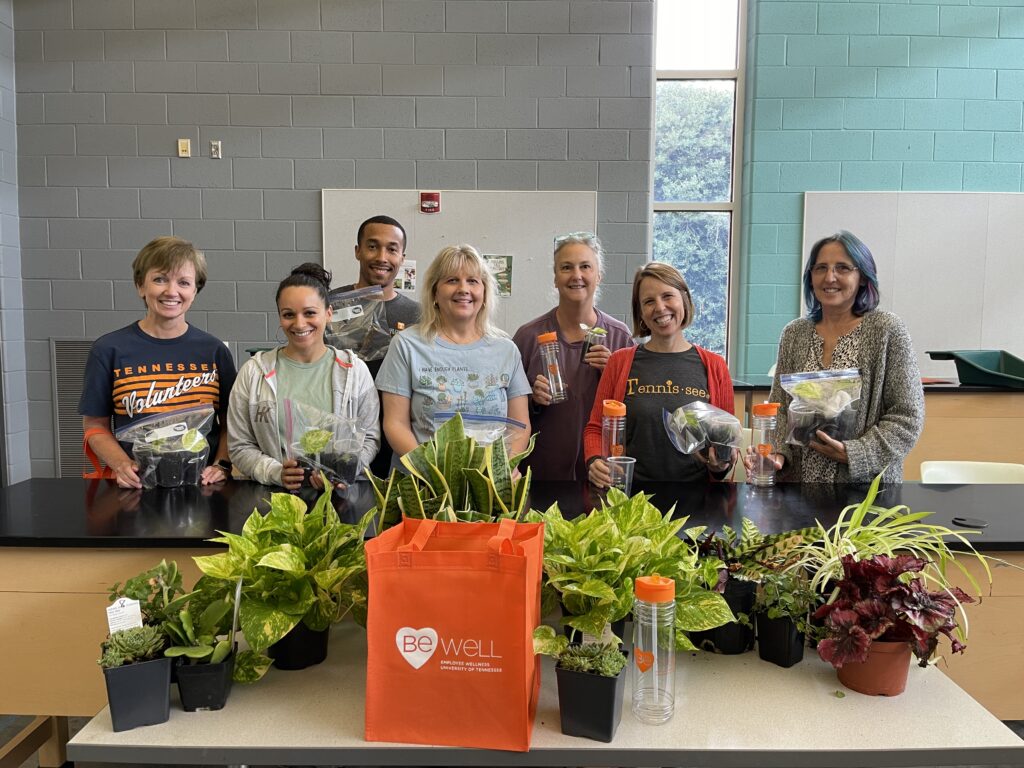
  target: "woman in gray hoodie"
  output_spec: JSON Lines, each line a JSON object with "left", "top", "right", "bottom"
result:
{"left": 228, "top": 263, "right": 379, "bottom": 490}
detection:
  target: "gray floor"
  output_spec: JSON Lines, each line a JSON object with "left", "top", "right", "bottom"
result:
{"left": 3, "top": 713, "right": 1023, "bottom": 768}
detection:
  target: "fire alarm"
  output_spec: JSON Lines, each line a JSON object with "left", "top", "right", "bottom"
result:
{"left": 420, "top": 191, "right": 441, "bottom": 214}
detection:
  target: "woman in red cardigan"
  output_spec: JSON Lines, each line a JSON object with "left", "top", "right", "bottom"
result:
{"left": 584, "top": 262, "right": 736, "bottom": 487}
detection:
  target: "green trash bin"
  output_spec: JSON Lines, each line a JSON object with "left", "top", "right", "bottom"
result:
{"left": 926, "top": 350, "right": 1024, "bottom": 389}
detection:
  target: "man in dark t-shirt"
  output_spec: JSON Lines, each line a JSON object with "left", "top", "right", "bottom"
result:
{"left": 327, "top": 215, "right": 421, "bottom": 478}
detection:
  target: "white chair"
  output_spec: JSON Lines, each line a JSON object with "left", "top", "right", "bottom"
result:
{"left": 732, "top": 428, "right": 753, "bottom": 483}
{"left": 920, "top": 460, "right": 1024, "bottom": 484}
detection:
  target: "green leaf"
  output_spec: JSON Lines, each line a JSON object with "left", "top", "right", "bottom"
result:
{"left": 258, "top": 548, "right": 307, "bottom": 575}
{"left": 193, "top": 552, "right": 237, "bottom": 581}
{"left": 210, "top": 640, "right": 233, "bottom": 665}
{"left": 532, "top": 625, "right": 569, "bottom": 657}
{"left": 233, "top": 649, "right": 272, "bottom": 683}
{"left": 675, "top": 589, "right": 734, "bottom": 634}
{"left": 487, "top": 438, "right": 513, "bottom": 509}
{"left": 464, "top": 468, "right": 493, "bottom": 517}
{"left": 239, "top": 600, "right": 299, "bottom": 653}
{"left": 165, "top": 644, "right": 214, "bottom": 660}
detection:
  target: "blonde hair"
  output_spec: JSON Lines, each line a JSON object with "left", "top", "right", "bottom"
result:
{"left": 132, "top": 236, "right": 208, "bottom": 292}
{"left": 419, "top": 244, "right": 501, "bottom": 340}
{"left": 631, "top": 261, "right": 695, "bottom": 337}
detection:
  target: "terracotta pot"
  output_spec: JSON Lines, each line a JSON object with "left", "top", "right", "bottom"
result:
{"left": 836, "top": 640, "right": 912, "bottom": 696}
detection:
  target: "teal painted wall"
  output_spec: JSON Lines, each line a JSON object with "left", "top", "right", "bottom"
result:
{"left": 737, "top": 0, "right": 1024, "bottom": 377}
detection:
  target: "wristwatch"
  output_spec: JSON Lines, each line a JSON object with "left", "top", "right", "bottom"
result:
{"left": 215, "top": 459, "right": 233, "bottom": 475}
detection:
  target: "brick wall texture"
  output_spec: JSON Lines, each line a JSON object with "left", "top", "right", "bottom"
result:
{"left": 10, "top": 0, "right": 654, "bottom": 479}
{"left": 738, "top": 0, "right": 1024, "bottom": 377}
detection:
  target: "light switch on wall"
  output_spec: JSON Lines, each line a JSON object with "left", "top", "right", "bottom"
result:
{"left": 177, "top": 139, "right": 191, "bottom": 158}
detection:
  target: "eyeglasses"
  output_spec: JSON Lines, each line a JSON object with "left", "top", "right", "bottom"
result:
{"left": 811, "top": 263, "right": 859, "bottom": 277}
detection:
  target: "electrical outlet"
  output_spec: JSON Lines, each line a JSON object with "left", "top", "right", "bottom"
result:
{"left": 177, "top": 138, "right": 191, "bottom": 158}
{"left": 210, "top": 140, "right": 222, "bottom": 159}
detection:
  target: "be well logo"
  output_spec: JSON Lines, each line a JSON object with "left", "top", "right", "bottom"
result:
{"left": 395, "top": 627, "right": 438, "bottom": 669}
{"left": 395, "top": 626, "right": 503, "bottom": 674}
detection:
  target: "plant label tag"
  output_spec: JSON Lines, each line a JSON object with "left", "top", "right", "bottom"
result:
{"left": 581, "top": 624, "right": 618, "bottom": 645}
{"left": 145, "top": 422, "right": 187, "bottom": 443}
{"left": 106, "top": 598, "right": 144, "bottom": 634}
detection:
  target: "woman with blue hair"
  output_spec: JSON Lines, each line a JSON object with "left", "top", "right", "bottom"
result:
{"left": 751, "top": 231, "right": 924, "bottom": 482}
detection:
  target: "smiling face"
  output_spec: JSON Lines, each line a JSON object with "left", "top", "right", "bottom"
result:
{"left": 810, "top": 241, "right": 863, "bottom": 316}
{"left": 355, "top": 222, "right": 405, "bottom": 292}
{"left": 554, "top": 243, "right": 601, "bottom": 305}
{"left": 638, "top": 276, "right": 687, "bottom": 340}
{"left": 278, "top": 286, "right": 332, "bottom": 354}
{"left": 433, "top": 266, "right": 484, "bottom": 328}
{"left": 137, "top": 263, "right": 197, "bottom": 325}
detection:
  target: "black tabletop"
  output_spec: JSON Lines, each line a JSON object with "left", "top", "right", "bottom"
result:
{"left": 2, "top": 477, "right": 1022, "bottom": 551}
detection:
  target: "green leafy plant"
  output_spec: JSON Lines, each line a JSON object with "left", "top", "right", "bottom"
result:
{"left": 162, "top": 586, "right": 234, "bottom": 665}
{"left": 788, "top": 473, "right": 991, "bottom": 596}
{"left": 525, "top": 489, "right": 733, "bottom": 649}
{"left": 98, "top": 625, "right": 166, "bottom": 669}
{"left": 300, "top": 428, "right": 332, "bottom": 456}
{"left": 193, "top": 481, "right": 373, "bottom": 683}
{"left": 694, "top": 518, "right": 816, "bottom": 587}
{"left": 366, "top": 412, "right": 536, "bottom": 527}
{"left": 532, "top": 626, "right": 627, "bottom": 678}
{"left": 754, "top": 570, "right": 821, "bottom": 637}
{"left": 108, "top": 559, "right": 186, "bottom": 626}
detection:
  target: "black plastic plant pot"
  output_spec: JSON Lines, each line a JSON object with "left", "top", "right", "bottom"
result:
{"left": 755, "top": 612, "right": 805, "bottom": 668}
{"left": 176, "top": 655, "right": 234, "bottom": 711}
{"left": 689, "top": 578, "right": 756, "bottom": 655}
{"left": 103, "top": 657, "right": 172, "bottom": 732}
{"left": 554, "top": 653, "right": 628, "bottom": 743}
{"left": 268, "top": 622, "right": 329, "bottom": 670}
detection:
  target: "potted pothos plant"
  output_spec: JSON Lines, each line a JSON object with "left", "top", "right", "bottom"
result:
{"left": 690, "top": 519, "right": 814, "bottom": 654}
{"left": 98, "top": 625, "right": 171, "bottom": 732}
{"left": 193, "top": 480, "right": 373, "bottom": 681}
{"left": 367, "top": 412, "right": 536, "bottom": 527}
{"left": 533, "top": 625, "right": 628, "bottom": 743}
{"left": 753, "top": 570, "right": 820, "bottom": 668}
{"left": 525, "top": 489, "right": 733, "bottom": 647}
{"left": 816, "top": 553, "right": 974, "bottom": 696}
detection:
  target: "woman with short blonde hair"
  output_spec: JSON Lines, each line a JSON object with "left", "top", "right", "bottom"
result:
{"left": 376, "top": 244, "right": 531, "bottom": 464}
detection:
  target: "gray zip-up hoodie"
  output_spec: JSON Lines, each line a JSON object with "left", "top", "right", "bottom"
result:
{"left": 227, "top": 346, "right": 380, "bottom": 487}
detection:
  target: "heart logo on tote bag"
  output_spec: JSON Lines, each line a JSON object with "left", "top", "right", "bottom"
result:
{"left": 395, "top": 627, "right": 438, "bottom": 669}
{"left": 635, "top": 649, "right": 654, "bottom": 672}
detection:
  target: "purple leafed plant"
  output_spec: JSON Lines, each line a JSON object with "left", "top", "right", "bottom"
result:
{"left": 815, "top": 554, "right": 974, "bottom": 669}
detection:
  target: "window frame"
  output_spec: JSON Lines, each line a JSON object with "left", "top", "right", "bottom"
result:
{"left": 652, "top": 0, "right": 748, "bottom": 363}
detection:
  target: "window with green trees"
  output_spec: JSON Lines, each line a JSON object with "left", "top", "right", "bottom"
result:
{"left": 654, "top": 0, "right": 744, "bottom": 356}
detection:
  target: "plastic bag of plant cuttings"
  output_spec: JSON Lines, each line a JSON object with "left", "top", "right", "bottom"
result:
{"left": 283, "top": 398, "right": 366, "bottom": 486}
{"left": 325, "top": 284, "right": 392, "bottom": 362}
{"left": 780, "top": 369, "right": 861, "bottom": 447}
{"left": 114, "top": 405, "right": 215, "bottom": 489}
{"left": 431, "top": 411, "right": 526, "bottom": 452}
{"left": 663, "top": 401, "right": 743, "bottom": 464}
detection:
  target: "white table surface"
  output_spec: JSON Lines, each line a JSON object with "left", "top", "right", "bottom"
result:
{"left": 68, "top": 622, "right": 1024, "bottom": 767}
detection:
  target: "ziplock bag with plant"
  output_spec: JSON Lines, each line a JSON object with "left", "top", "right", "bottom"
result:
{"left": 663, "top": 401, "right": 743, "bottom": 465}
{"left": 284, "top": 398, "right": 366, "bottom": 486}
{"left": 114, "top": 405, "right": 215, "bottom": 489}
{"left": 780, "top": 369, "right": 861, "bottom": 447}
{"left": 432, "top": 412, "right": 526, "bottom": 453}
{"left": 325, "top": 285, "right": 392, "bottom": 361}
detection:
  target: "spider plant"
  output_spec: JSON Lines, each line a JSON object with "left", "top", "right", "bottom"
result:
{"left": 789, "top": 473, "right": 991, "bottom": 600}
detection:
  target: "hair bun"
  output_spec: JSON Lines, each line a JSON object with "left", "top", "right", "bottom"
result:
{"left": 290, "top": 262, "right": 332, "bottom": 290}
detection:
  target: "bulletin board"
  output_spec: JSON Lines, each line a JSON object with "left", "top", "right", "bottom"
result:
{"left": 321, "top": 189, "right": 597, "bottom": 334}
{"left": 803, "top": 191, "right": 1024, "bottom": 379}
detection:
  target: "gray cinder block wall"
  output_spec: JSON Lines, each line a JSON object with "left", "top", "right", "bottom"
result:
{"left": 1, "top": 0, "right": 27, "bottom": 484}
{"left": 9, "top": 0, "right": 654, "bottom": 481}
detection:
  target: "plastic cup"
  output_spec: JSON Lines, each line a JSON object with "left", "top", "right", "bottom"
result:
{"left": 607, "top": 456, "right": 636, "bottom": 496}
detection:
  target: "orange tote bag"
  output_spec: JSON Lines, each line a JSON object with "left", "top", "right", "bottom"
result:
{"left": 364, "top": 517, "right": 544, "bottom": 752}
